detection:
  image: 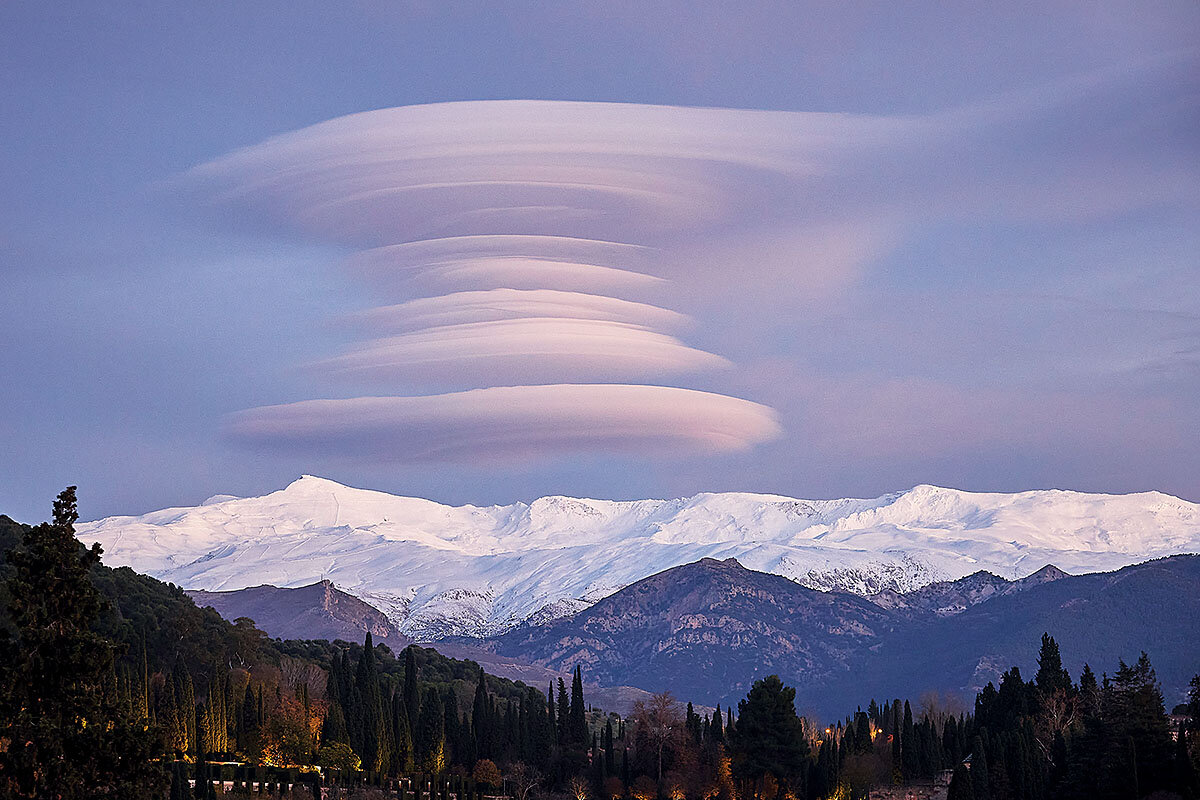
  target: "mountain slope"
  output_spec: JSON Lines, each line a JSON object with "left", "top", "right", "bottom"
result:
{"left": 490, "top": 557, "right": 898, "bottom": 704}
{"left": 187, "top": 580, "right": 410, "bottom": 652}
{"left": 486, "top": 555, "right": 1200, "bottom": 718}
{"left": 77, "top": 476, "right": 1200, "bottom": 638}
{"left": 849, "top": 554, "right": 1200, "bottom": 713}
{"left": 869, "top": 564, "right": 1069, "bottom": 616}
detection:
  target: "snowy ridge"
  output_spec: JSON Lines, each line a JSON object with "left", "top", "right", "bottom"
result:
{"left": 78, "top": 476, "right": 1200, "bottom": 639}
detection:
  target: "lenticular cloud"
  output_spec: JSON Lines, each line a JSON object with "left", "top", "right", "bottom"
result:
{"left": 228, "top": 385, "right": 781, "bottom": 461}
{"left": 190, "top": 101, "right": 813, "bottom": 460}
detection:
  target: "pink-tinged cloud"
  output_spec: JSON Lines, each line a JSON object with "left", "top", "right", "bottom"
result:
{"left": 344, "top": 234, "right": 664, "bottom": 294}
{"left": 226, "top": 384, "right": 781, "bottom": 461}
{"left": 315, "top": 317, "right": 728, "bottom": 384}
{"left": 346, "top": 289, "right": 690, "bottom": 332}
{"left": 185, "top": 101, "right": 923, "bottom": 243}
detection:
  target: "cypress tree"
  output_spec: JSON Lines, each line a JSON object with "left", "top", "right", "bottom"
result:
{"left": 403, "top": 646, "right": 419, "bottom": 723}
{"left": 418, "top": 687, "right": 446, "bottom": 773}
{"left": 710, "top": 705, "right": 724, "bottom": 744}
{"left": 570, "top": 665, "right": 588, "bottom": 748}
{"left": 173, "top": 659, "right": 196, "bottom": 756}
{"left": 557, "top": 677, "right": 570, "bottom": 746}
{"left": 473, "top": 669, "right": 489, "bottom": 758}
{"left": 546, "top": 681, "right": 556, "bottom": 749}
{"left": 604, "top": 719, "right": 615, "bottom": 774}
{"left": 393, "top": 690, "right": 414, "bottom": 772}
{"left": 891, "top": 700, "right": 903, "bottom": 782}
{"left": 323, "top": 702, "right": 350, "bottom": 745}
{"left": 970, "top": 735, "right": 991, "bottom": 800}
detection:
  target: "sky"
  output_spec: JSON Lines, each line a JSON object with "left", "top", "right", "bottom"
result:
{"left": 1, "top": 1, "right": 1198, "bottom": 522}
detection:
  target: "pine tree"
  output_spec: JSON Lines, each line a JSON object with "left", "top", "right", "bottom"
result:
{"left": 0, "top": 487, "right": 165, "bottom": 796}
{"left": 727, "top": 675, "right": 810, "bottom": 799}
{"left": 1034, "top": 633, "right": 1072, "bottom": 697}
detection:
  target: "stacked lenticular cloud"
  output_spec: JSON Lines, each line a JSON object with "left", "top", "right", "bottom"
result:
{"left": 186, "top": 100, "right": 917, "bottom": 460}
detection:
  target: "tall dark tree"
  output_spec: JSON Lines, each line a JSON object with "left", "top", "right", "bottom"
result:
{"left": 901, "top": 700, "right": 919, "bottom": 779}
{"left": 947, "top": 762, "right": 975, "bottom": 800}
{"left": 970, "top": 735, "right": 991, "bottom": 800}
{"left": 0, "top": 487, "right": 164, "bottom": 797}
{"left": 1034, "top": 633, "right": 1072, "bottom": 697}
{"left": 557, "top": 677, "right": 570, "bottom": 747}
{"left": 728, "top": 675, "right": 810, "bottom": 799}
{"left": 569, "top": 665, "right": 588, "bottom": 749}
{"left": 1100, "top": 653, "right": 1173, "bottom": 798}
{"left": 403, "top": 645, "right": 419, "bottom": 721}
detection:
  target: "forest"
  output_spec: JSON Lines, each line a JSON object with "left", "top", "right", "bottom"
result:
{"left": 0, "top": 489, "right": 1197, "bottom": 800}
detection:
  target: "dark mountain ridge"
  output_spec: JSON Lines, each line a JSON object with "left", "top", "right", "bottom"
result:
{"left": 187, "top": 580, "right": 410, "bottom": 652}
{"left": 491, "top": 556, "right": 898, "bottom": 706}
{"left": 486, "top": 553, "right": 1200, "bottom": 718}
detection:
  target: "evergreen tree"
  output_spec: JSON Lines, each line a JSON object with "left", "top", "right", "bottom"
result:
{"left": 403, "top": 645, "right": 419, "bottom": 721}
{"left": 727, "top": 675, "right": 810, "bottom": 799}
{"left": 710, "top": 705, "right": 724, "bottom": 744}
{"left": 891, "top": 699, "right": 903, "bottom": 782}
{"left": 970, "top": 736, "right": 991, "bottom": 800}
{"left": 569, "top": 665, "right": 588, "bottom": 749}
{"left": 1100, "top": 653, "right": 1174, "bottom": 798}
{"left": 557, "top": 678, "right": 570, "bottom": 746}
{"left": 392, "top": 690, "right": 414, "bottom": 772}
{"left": 901, "top": 700, "right": 918, "bottom": 779}
{"left": 418, "top": 687, "right": 446, "bottom": 773}
{"left": 323, "top": 701, "right": 350, "bottom": 746}
{"left": 0, "top": 487, "right": 164, "bottom": 797}
{"left": 947, "top": 763, "right": 975, "bottom": 800}
{"left": 604, "top": 718, "right": 615, "bottom": 774}
{"left": 546, "top": 680, "right": 556, "bottom": 744}
{"left": 1034, "top": 633, "right": 1072, "bottom": 697}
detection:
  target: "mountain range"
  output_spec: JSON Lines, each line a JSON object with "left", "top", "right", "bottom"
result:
{"left": 79, "top": 475, "right": 1200, "bottom": 639}
{"left": 480, "top": 554, "right": 1200, "bottom": 717}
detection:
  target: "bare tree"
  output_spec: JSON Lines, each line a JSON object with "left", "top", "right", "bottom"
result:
{"left": 631, "top": 690, "right": 684, "bottom": 784}
{"left": 281, "top": 655, "right": 327, "bottom": 700}
{"left": 505, "top": 761, "right": 543, "bottom": 800}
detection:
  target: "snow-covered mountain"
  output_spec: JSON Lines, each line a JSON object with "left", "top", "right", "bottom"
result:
{"left": 77, "top": 476, "right": 1200, "bottom": 639}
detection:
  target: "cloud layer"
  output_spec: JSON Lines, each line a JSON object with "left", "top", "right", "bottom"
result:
{"left": 315, "top": 317, "right": 728, "bottom": 385}
{"left": 345, "top": 289, "right": 689, "bottom": 332}
{"left": 228, "top": 385, "right": 780, "bottom": 461}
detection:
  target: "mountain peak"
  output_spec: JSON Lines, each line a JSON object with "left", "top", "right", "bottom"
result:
{"left": 284, "top": 475, "right": 353, "bottom": 492}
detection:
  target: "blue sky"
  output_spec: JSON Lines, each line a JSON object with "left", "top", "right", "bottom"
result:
{"left": 2, "top": 1, "right": 1198, "bottom": 521}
